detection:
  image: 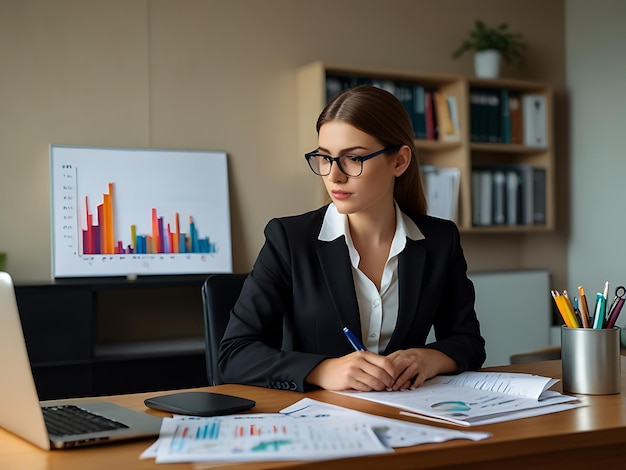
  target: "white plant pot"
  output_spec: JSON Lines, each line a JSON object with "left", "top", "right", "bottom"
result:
{"left": 474, "top": 49, "right": 501, "bottom": 78}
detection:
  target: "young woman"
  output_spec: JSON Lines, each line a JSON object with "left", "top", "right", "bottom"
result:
{"left": 219, "top": 85, "right": 485, "bottom": 392}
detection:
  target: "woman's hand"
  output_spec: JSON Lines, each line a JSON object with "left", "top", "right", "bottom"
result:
{"left": 306, "top": 351, "right": 396, "bottom": 391}
{"left": 386, "top": 348, "right": 457, "bottom": 390}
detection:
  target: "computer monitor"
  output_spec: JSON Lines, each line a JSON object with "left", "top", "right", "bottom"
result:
{"left": 50, "top": 145, "right": 232, "bottom": 279}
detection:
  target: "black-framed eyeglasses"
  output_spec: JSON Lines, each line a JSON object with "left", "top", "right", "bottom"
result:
{"left": 304, "top": 146, "right": 397, "bottom": 177}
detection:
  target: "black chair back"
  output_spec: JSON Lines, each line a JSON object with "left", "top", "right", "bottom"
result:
{"left": 201, "top": 273, "right": 248, "bottom": 385}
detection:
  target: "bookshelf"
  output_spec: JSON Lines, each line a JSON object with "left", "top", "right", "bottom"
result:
{"left": 297, "top": 61, "right": 555, "bottom": 233}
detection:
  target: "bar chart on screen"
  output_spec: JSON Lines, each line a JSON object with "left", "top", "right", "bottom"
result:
{"left": 50, "top": 145, "right": 233, "bottom": 278}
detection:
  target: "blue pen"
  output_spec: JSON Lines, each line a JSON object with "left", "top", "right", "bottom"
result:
{"left": 343, "top": 327, "right": 365, "bottom": 351}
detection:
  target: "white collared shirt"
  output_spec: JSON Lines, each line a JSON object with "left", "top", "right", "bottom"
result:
{"left": 318, "top": 203, "right": 424, "bottom": 353}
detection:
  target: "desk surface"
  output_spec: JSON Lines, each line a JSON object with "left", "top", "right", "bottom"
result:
{"left": 2, "top": 360, "right": 626, "bottom": 470}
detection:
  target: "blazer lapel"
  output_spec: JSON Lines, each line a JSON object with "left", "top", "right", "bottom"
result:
{"left": 385, "top": 238, "right": 426, "bottom": 353}
{"left": 317, "top": 237, "right": 361, "bottom": 333}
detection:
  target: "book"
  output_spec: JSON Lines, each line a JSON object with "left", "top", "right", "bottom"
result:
{"left": 434, "top": 92, "right": 455, "bottom": 141}
{"left": 446, "top": 95, "right": 461, "bottom": 141}
{"left": 469, "top": 90, "right": 482, "bottom": 142}
{"left": 337, "top": 371, "right": 579, "bottom": 427}
{"left": 500, "top": 89, "right": 512, "bottom": 143}
{"left": 509, "top": 93, "right": 523, "bottom": 144}
{"left": 395, "top": 82, "right": 418, "bottom": 137}
{"left": 523, "top": 94, "right": 548, "bottom": 147}
{"left": 433, "top": 93, "right": 460, "bottom": 142}
{"left": 424, "top": 90, "right": 435, "bottom": 140}
{"left": 470, "top": 89, "right": 490, "bottom": 142}
{"left": 412, "top": 84, "right": 427, "bottom": 139}
{"left": 485, "top": 90, "right": 501, "bottom": 143}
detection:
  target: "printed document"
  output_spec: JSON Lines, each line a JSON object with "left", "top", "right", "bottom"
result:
{"left": 141, "top": 397, "right": 492, "bottom": 463}
{"left": 280, "top": 398, "right": 490, "bottom": 447}
{"left": 336, "top": 371, "right": 580, "bottom": 426}
{"left": 146, "top": 413, "right": 390, "bottom": 463}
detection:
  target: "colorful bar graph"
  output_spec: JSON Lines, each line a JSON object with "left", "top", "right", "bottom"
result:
{"left": 81, "top": 182, "right": 218, "bottom": 255}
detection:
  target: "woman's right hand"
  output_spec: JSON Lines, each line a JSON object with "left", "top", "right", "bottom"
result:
{"left": 305, "top": 351, "right": 396, "bottom": 391}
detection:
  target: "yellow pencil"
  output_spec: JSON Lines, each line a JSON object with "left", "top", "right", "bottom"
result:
{"left": 562, "top": 290, "right": 580, "bottom": 328}
{"left": 550, "top": 290, "right": 576, "bottom": 328}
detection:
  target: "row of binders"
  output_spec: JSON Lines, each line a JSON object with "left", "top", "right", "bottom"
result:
{"left": 326, "top": 75, "right": 460, "bottom": 142}
{"left": 470, "top": 88, "right": 547, "bottom": 147}
{"left": 471, "top": 165, "right": 546, "bottom": 226}
{"left": 550, "top": 282, "right": 625, "bottom": 329}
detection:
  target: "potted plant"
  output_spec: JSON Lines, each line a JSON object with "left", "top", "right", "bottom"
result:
{"left": 452, "top": 20, "right": 526, "bottom": 78}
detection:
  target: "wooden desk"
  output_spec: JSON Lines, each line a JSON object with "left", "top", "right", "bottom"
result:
{"left": 2, "top": 360, "right": 626, "bottom": 469}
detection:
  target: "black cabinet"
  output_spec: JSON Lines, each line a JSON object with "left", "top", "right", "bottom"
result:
{"left": 15, "top": 276, "right": 209, "bottom": 400}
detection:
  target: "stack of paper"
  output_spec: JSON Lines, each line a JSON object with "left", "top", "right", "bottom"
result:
{"left": 280, "top": 398, "right": 490, "bottom": 447}
{"left": 337, "top": 371, "right": 580, "bottom": 427}
{"left": 141, "top": 398, "right": 491, "bottom": 464}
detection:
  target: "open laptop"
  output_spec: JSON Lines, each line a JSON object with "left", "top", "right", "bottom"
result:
{"left": 0, "top": 272, "right": 162, "bottom": 449}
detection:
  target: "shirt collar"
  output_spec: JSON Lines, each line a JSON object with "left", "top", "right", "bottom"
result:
{"left": 318, "top": 203, "right": 425, "bottom": 243}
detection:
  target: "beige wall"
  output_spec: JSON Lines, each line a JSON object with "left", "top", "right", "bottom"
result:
{"left": 0, "top": 0, "right": 566, "bottom": 284}
{"left": 566, "top": 0, "right": 626, "bottom": 299}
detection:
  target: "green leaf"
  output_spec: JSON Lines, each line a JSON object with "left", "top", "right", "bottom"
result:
{"left": 451, "top": 19, "right": 526, "bottom": 64}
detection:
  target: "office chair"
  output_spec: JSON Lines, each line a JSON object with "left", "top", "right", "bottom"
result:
{"left": 201, "top": 273, "right": 248, "bottom": 386}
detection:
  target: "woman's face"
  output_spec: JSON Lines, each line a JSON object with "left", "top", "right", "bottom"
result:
{"left": 317, "top": 121, "right": 408, "bottom": 216}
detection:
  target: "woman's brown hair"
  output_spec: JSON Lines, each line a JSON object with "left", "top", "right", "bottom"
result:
{"left": 316, "top": 85, "right": 427, "bottom": 216}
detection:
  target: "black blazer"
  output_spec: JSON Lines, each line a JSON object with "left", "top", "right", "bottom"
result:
{"left": 219, "top": 206, "right": 486, "bottom": 392}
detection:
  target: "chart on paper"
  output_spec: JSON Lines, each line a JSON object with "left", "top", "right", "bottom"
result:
{"left": 154, "top": 414, "right": 390, "bottom": 463}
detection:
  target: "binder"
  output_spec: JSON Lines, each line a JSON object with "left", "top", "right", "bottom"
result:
{"left": 512, "top": 165, "right": 536, "bottom": 225}
{"left": 421, "top": 166, "right": 460, "bottom": 222}
{"left": 471, "top": 168, "right": 489, "bottom": 226}
{"left": 522, "top": 94, "right": 547, "bottom": 147}
{"left": 471, "top": 165, "right": 545, "bottom": 227}
{"left": 492, "top": 170, "right": 506, "bottom": 225}
{"left": 471, "top": 170, "right": 482, "bottom": 226}
{"left": 506, "top": 170, "right": 521, "bottom": 225}
{"left": 533, "top": 167, "right": 547, "bottom": 224}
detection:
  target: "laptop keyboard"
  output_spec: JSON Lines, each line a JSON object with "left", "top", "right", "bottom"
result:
{"left": 42, "top": 405, "right": 129, "bottom": 437}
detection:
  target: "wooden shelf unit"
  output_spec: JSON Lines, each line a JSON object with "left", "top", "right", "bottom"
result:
{"left": 297, "top": 61, "right": 555, "bottom": 233}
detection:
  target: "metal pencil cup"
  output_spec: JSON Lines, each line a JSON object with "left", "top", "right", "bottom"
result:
{"left": 561, "top": 326, "right": 621, "bottom": 395}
